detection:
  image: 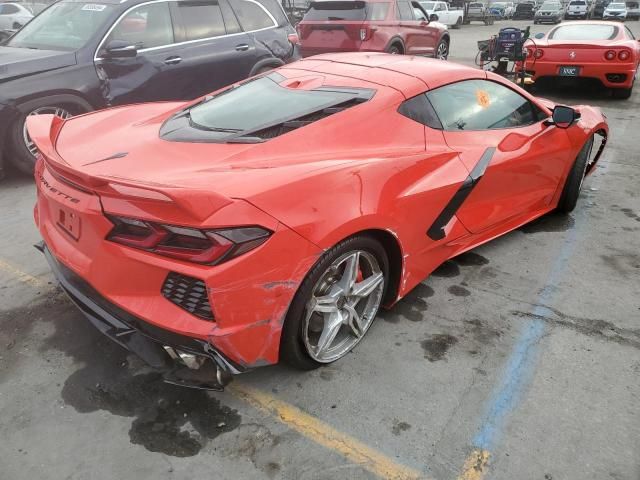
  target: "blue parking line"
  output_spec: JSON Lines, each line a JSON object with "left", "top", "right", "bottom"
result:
{"left": 472, "top": 153, "right": 610, "bottom": 453}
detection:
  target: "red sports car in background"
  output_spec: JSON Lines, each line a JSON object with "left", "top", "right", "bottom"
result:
{"left": 298, "top": 0, "right": 450, "bottom": 58}
{"left": 30, "top": 53, "right": 607, "bottom": 390}
{"left": 522, "top": 21, "right": 640, "bottom": 99}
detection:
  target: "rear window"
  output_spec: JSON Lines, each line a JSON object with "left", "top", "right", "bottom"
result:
{"left": 549, "top": 24, "right": 617, "bottom": 40}
{"left": 303, "top": 1, "right": 389, "bottom": 20}
{"left": 181, "top": 75, "right": 374, "bottom": 141}
{"left": 569, "top": 1, "right": 586, "bottom": 4}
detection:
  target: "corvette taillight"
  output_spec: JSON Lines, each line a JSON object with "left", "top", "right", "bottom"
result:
{"left": 107, "top": 216, "right": 271, "bottom": 265}
{"left": 618, "top": 50, "right": 630, "bottom": 61}
{"left": 605, "top": 50, "right": 616, "bottom": 60}
{"left": 534, "top": 48, "right": 544, "bottom": 59}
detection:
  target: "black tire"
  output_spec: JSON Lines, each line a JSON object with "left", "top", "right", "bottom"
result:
{"left": 280, "top": 235, "right": 389, "bottom": 370}
{"left": 387, "top": 43, "right": 403, "bottom": 54}
{"left": 453, "top": 16, "right": 463, "bottom": 28}
{"left": 612, "top": 85, "right": 633, "bottom": 99}
{"left": 557, "top": 135, "right": 594, "bottom": 213}
{"left": 8, "top": 102, "right": 88, "bottom": 175}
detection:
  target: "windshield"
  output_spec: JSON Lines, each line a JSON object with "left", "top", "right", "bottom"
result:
{"left": 303, "top": 1, "right": 389, "bottom": 20}
{"left": 550, "top": 24, "right": 617, "bottom": 39}
{"left": 541, "top": 2, "right": 561, "bottom": 8}
{"left": 7, "top": 2, "right": 114, "bottom": 51}
{"left": 420, "top": 1, "right": 436, "bottom": 9}
{"left": 492, "top": 3, "right": 507, "bottom": 7}
{"left": 608, "top": 2, "right": 625, "bottom": 7}
{"left": 189, "top": 76, "right": 364, "bottom": 133}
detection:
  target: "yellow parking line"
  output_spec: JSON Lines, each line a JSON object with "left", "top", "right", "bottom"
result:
{"left": 0, "top": 258, "right": 47, "bottom": 288}
{"left": 229, "top": 383, "right": 425, "bottom": 480}
{"left": 457, "top": 450, "right": 490, "bottom": 480}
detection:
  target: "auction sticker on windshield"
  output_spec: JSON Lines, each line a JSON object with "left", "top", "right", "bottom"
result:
{"left": 82, "top": 4, "right": 107, "bottom": 11}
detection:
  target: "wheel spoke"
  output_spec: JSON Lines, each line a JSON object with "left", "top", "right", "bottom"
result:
{"left": 351, "top": 272, "right": 383, "bottom": 298}
{"left": 344, "top": 304, "right": 365, "bottom": 338}
{"left": 337, "top": 252, "right": 359, "bottom": 293}
{"left": 316, "top": 311, "right": 343, "bottom": 356}
{"left": 309, "top": 291, "right": 340, "bottom": 314}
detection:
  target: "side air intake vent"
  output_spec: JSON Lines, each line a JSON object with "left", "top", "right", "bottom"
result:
{"left": 162, "top": 272, "right": 214, "bottom": 321}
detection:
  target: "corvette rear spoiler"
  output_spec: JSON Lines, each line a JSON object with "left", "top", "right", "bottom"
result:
{"left": 27, "top": 114, "right": 233, "bottom": 221}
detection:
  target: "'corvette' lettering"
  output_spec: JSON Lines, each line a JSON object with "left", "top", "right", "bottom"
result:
{"left": 39, "top": 174, "right": 80, "bottom": 204}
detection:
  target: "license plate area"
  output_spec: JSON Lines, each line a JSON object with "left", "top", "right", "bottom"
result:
{"left": 56, "top": 207, "right": 81, "bottom": 241}
{"left": 559, "top": 66, "right": 580, "bottom": 76}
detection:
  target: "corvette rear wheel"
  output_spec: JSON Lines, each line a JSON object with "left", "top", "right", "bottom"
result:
{"left": 557, "top": 135, "right": 594, "bottom": 213}
{"left": 281, "top": 236, "right": 388, "bottom": 370}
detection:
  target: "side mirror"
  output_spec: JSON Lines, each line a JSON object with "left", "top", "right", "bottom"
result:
{"left": 103, "top": 40, "right": 137, "bottom": 59}
{"left": 548, "top": 105, "right": 580, "bottom": 129}
{"left": 534, "top": 32, "right": 544, "bottom": 39}
{"left": 429, "top": 13, "right": 438, "bottom": 21}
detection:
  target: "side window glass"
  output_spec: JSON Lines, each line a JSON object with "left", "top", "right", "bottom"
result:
{"left": 425, "top": 80, "right": 541, "bottom": 130}
{"left": 106, "top": 2, "right": 174, "bottom": 50}
{"left": 177, "top": 0, "right": 227, "bottom": 40}
{"left": 229, "top": 0, "right": 275, "bottom": 31}
{"left": 220, "top": 0, "right": 241, "bottom": 34}
{"left": 413, "top": 7, "right": 427, "bottom": 19}
{"left": 398, "top": 93, "right": 442, "bottom": 129}
{"left": 397, "top": 1, "right": 415, "bottom": 19}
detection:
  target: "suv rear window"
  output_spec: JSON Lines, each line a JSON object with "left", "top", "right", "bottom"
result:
{"left": 569, "top": 1, "right": 586, "bottom": 5}
{"left": 303, "top": 1, "right": 389, "bottom": 20}
{"left": 550, "top": 24, "right": 617, "bottom": 39}
{"left": 163, "top": 75, "right": 374, "bottom": 142}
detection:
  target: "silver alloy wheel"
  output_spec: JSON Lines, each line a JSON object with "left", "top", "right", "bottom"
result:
{"left": 436, "top": 41, "right": 448, "bottom": 60}
{"left": 22, "top": 106, "right": 72, "bottom": 157}
{"left": 303, "top": 250, "right": 385, "bottom": 363}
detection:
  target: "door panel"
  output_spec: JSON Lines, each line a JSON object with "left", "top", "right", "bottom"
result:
{"left": 424, "top": 78, "right": 572, "bottom": 234}
{"left": 443, "top": 125, "right": 571, "bottom": 233}
{"left": 95, "top": 1, "right": 188, "bottom": 105}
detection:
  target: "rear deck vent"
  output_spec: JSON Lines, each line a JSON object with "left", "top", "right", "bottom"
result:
{"left": 245, "top": 98, "right": 366, "bottom": 140}
{"left": 162, "top": 272, "right": 214, "bottom": 321}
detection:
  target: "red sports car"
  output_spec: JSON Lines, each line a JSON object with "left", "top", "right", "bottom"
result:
{"left": 298, "top": 0, "right": 450, "bottom": 59}
{"left": 30, "top": 53, "right": 608, "bottom": 390}
{"left": 521, "top": 21, "right": 640, "bottom": 99}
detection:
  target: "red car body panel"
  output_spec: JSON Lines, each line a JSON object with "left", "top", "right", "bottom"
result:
{"left": 298, "top": 0, "right": 448, "bottom": 57}
{"left": 521, "top": 21, "right": 640, "bottom": 88}
{"left": 31, "top": 53, "right": 608, "bottom": 373}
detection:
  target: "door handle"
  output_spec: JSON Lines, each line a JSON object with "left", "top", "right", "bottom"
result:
{"left": 235, "top": 44, "right": 250, "bottom": 51}
{"left": 164, "top": 56, "right": 182, "bottom": 65}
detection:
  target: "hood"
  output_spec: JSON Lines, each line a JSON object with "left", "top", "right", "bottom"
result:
{"left": 0, "top": 46, "right": 77, "bottom": 82}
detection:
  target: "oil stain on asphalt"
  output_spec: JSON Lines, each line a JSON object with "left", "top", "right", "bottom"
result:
{"left": 1, "top": 296, "right": 241, "bottom": 457}
{"left": 381, "top": 283, "right": 434, "bottom": 323}
{"left": 420, "top": 334, "right": 458, "bottom": 362}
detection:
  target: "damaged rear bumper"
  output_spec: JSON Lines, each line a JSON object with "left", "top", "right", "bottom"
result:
{"left": 38, "top": 242, "right": 245, "bottom": 391}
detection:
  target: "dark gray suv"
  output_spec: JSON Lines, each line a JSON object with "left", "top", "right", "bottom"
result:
{"left": 0, "top": 0, "right": 300, "bottom": 177}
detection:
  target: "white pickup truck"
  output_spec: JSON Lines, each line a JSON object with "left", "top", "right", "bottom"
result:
{"left": 419, "top": 1, "right": 465, "bottom": 27}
